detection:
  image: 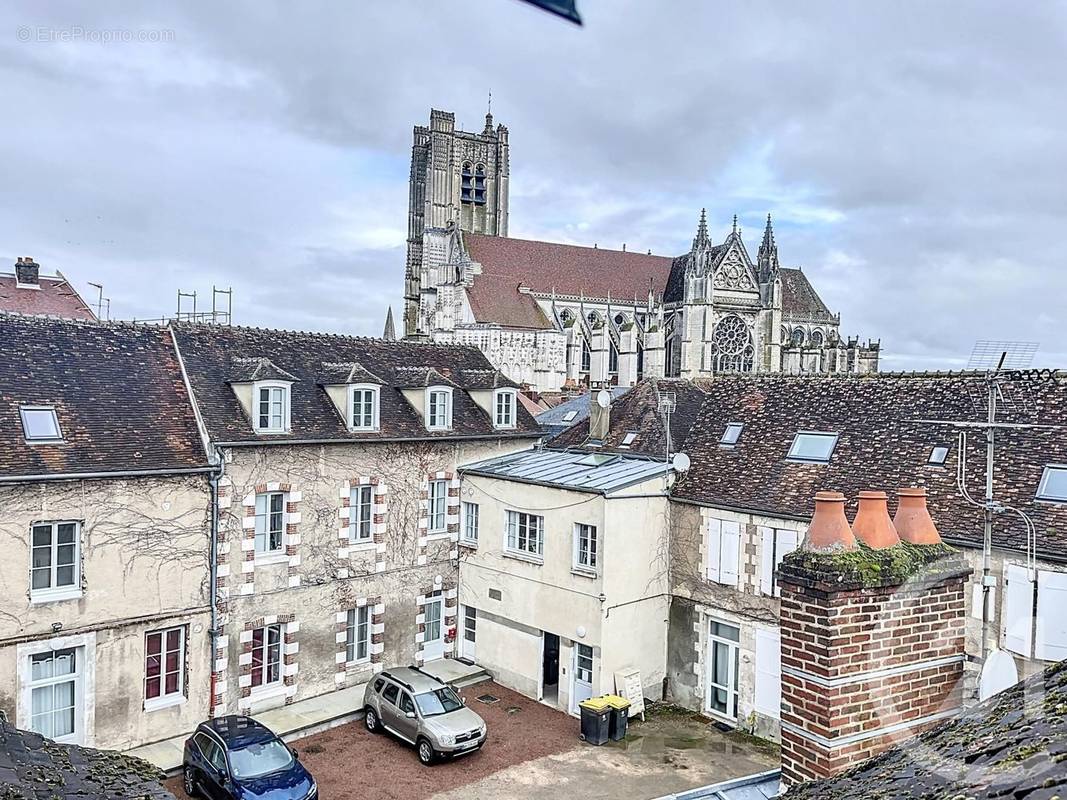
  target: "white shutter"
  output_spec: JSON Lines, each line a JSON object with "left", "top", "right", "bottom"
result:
{"left": 706, "top": 518, "right": 722, "bottom": 583}
{"left": 1036, "top": 570, "right": 1067, "bottom": 661}
{"left": 759, "top": 527, "right": 775, "bottom": 596}
{"left": 720, "top": 521, "right": 741, "bottom": 588}
{"left": 1002, "top": 563, "right": 1034, "bottom": 657}
{"left": 754, "top": 628, "right": 782, "bottom": 718}
{"left": 775, "top": 529, "right": 800, "bottom": 598}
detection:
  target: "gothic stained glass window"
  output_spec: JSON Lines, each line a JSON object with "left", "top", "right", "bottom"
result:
{"left": 711, "top": 315, "right": 755, "bottom": 373}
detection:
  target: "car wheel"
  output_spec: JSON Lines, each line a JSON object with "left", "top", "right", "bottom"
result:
{"left": 182, "top": 766, "right": 199, "bottom": 798}
{"left": 417, "top": 738, "right": 436, "bottom": 765}
{"left": 364, "top": 707, "right": 380, "bottom": 733}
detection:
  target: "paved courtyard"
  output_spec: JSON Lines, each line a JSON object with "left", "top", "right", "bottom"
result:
{"left": 165, "top": 683, "right": 778, "bottom": 800}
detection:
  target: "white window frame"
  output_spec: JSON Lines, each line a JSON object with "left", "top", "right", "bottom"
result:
{"left": 462, "top": 501, "right": 479, "bottom": 545}
{"left": 27, "top": 647, "right": 82, "bottom": 743}
{"left": 17, "top": 633, "right": 95, "bottom": 747}
{"left": 573, "top": 522, "right": 598, "bottom": 574}
{"left": 505, "top": 510, "right": 544, "bottom": 560}
{"left": 29, "top": 521, "right": 81, "bottom": 603}
{"left": 346, "top": 606, "right": 370, "bottom": 664}
{"left": 928, "top": 445, "right": 950, "bottom": 466}
{"left": 705, "top": 618, "right": 741, "bottom": 721}
{"left": 426, "top": 386, "right": 453, "bottom": 431}
{"left": 759, "top": 526, "right": 801, "bottom": 597}
{"left": 427, "top": 479, "right": 448, "bottom": 534}
{"left": 350, "top": 485, "right": 374, "bottom": 543}
{"left": 493, "top": 388, "right": 517, "bottom": 429}
{"left": 786, "top": 431, "right": 838, "bottom": 463}
{"left": 144, "top": 626, "right": 186, "bottom": 711}
{"left": 348, "top": 384, "right": 380, "bottom": 432}
{"left": 253, "top": 380, "right": 291, "bottom": 434}
{"left": 254, "top": 491, "right": 287, "bottom": 559}
{"left": 720, "top": 422, "right": 743, "bottom": 447}
{"left": 250, "top": 623, "right": 284, "bottom": 691}
{"left": 1036, "top": 464, "right": 1067, "bottom": 503}
{"left": 706, "top": 518, "right": 741, "bottom": 587}
{"left": 20, "top": 405, "right": 63, "bottom": 443}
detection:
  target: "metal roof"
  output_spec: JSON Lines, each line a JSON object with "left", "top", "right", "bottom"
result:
{"left": 652, "top": 770, "right": 781, "bottom": 800}
{"left": 460, "top": 447, "right": 669, "bottom": 494}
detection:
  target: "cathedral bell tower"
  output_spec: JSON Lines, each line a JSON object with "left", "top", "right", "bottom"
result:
{"left": 403, "top": 107, "right": 510, "bottom": 338}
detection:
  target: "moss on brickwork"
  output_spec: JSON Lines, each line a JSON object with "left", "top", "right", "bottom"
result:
{"left": 781, "top": 541, "right": 962, "bottom": 589}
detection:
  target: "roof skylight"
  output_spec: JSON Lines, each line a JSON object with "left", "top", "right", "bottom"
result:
{"left": 577, "top": 453, "right": 618, "bottom": 467}
{"left": 562, "top": 410, "right": 578, "bottom": 422}
{"left": 20, "top": 406, "right": 62, "bottom": 442}
{"left": 928, "top": 446, "right": 950, "bottom": 466}
{"left": 621, "top": 432, "right": 638, "bottom": 447}
{"left": 1037, "top": 465, "right": 1067, "bottom": 502}
{"left": 720, "top": 422, "right": 743, "bottom": 447}
{"left": 786, "top": 432, "right": 838, "bottom": 464}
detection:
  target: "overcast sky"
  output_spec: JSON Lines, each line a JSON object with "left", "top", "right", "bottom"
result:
{"left": 1, "top": 1, "right": 1064, "bottom": 369}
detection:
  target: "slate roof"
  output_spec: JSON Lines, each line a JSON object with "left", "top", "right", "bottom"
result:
{"left": 780, "top": 267, "right": 834, "bottom": 322}
{"left": 171, "top": 324, "right": 541, "bottom": 445}
{"left": 535, "top": 386, "right": 630, "bottom": 437}
{"left": 783, "top": 658, "right": 1067, "bottom": 800}
{"left": 552, "top": 373, "right": 1067, "bottom": 557}
{"left": 0, "top": 719, "right": 175, "bottom": 799}
{"left": 0, "top": 314, "right": 210, "bottom": 480}
{"left": 0, "top": 273, "right": 96, "bottom": 320}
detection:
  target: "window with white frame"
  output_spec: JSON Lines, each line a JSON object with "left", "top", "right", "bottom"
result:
{"left": 350, "top": 485, "right": 373, "bottom": 543}
{"left": 786, "top": 431, "right": 838, "bottom": 463}
{"left": 250, "top": 624, "right": 283, "bottom": 689}
{"left": 30, "top": 522, "right": 79, "bottom": 600}
{"left": 706, "top": 518, "right": 741, "bottom": 587}
{"left": 1037, "top": 465, "right": 1067, "bottom": 502}
{"left": 505, "top": 510, "right": 544, "bottom": 558}
{"left": 144, "top": 626, "right": 185, "bottom": 706}
{"left": 426, "top": 387, "right": 453, "bottom": 430}
{"left": 349, "top": 385, "right": 379, "bottom": 431}
{"left": 28, "top": 648, "right": 80, "bottom": 741}
{"left": 254, "top": 382, "right": 290, "bottom": 433}
{"left": 720, "top": 422, "right": 743, "bottom": 447}
{"left": 494, "top": 389, "right": 516, "bottom": 428}
{"left": 427, "top": 479, "right": 448, "bottom": 533}
{"left": 20, "top": 406, "right": 63, "bottom": 442}
{"left": 462, "top": 501, "right": 479, "bottom": 544}
{"left": 759, "top": 526, "right": 801, "bottom": 596}
{"left": 254, "top": 492, "right": 286, "bottom": 555}
{"left": 346, "top": 606, "right": 370, "bottom": 663}
{"left": 573, "top": 523, "right": 598, "bottom": 572}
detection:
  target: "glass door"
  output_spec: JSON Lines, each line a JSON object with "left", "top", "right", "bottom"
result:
{"left": 705, "top": 620, "right": 740, "bottom": 721}
{"left": 423, "top": 592, "right": 444, "bottom": 661}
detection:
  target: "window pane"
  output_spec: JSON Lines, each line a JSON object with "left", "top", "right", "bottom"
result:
{"left": 32, "top": 545, "right": 52, "bottom": 569}
{"left": 788, "top": 433, "right": 837, "bottom": 462}
{"left": 146, "top": 675, "right": 161, "bottom": 699}
{"left": 32, "top": 525, "right": 52, "bottom": 547}
{"left": 57, "top": 523, "right": 76, "bottom": 544}
{"left": 31, "top": 653, "right": 54, "bottom": 681}
{"left": 22, "top": 408, "right": 61, "bottom": 439}
{"left": 1040, "top": 467, "right": 1067, "bottom": 501}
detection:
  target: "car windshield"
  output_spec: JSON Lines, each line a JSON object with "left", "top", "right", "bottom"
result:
{"left": 227, "top": 739, "right": 294, "bottom": 780}
{"left": 414, "top": 687, "right": 464, "bottom": 717}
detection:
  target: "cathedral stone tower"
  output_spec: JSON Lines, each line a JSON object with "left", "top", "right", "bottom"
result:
{"left": 404, "top": 108, "right": 510, "bottom": 337}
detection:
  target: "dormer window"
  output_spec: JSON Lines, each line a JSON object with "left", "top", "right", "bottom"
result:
{"left": 426, "top": 386, "right": 453, "bottom": 431}
{"left": 348, "top": 384, "right": 379, "bottom": 432}
{"left": 253, "top": 381, "right": 290, "bottom": 433}
{"left": 494, "top": 389, "right": 516, "bottom": 429}
{"left": 20, "top": 405, "right": 62, "bottom": 442}
{"left": 787, "top": 431, "right": 838, "bottom": 464}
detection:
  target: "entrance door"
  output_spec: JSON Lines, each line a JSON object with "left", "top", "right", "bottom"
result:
{"left": 570, "top": 643, "right": 593, "bottom": 713}
{"left": 541, "top": 632, "right": 560, "bottom": 704}
{"left": 705, "top": 620, "right": 741, "bottom": 721}
{"left": 461, "top": 605, "right": 477, "bottom": 662}
{"left": 423, "top": 593, "right": 445, "bottom": 661}
{"left": 28, "top": 648, "right": 82, "bottom": 744}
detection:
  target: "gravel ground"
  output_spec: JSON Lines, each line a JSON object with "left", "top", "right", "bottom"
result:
{"left": 165, "top": 682, "right": 580, "bottom": 800}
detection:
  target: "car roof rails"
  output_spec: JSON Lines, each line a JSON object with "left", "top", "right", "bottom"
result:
{"left": 408, "top": 665, "right": 444, "bottom": 686}
{"left": 380, "top": 670, "right": 414, "bottom": 692}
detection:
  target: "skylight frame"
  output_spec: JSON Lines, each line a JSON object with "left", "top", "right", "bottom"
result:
{"left": 1036, "top": 464, "right": 1067, "bottom": 503}
{"left": 786, "top": 431, "right": 839, "bottom": 464}
{"left": 562, "top": 410, "right": 578, "bottom": 423}
{"left": 621, "top": 432, "right": 638, "bottom": 447}
{"left": 20, "top": 405, "right": 63, "bottom": 443}
{"left": 720, "top": 422, "right": 744, "bottom": 448}
{"left": 928, "top": 445, "right": 950, "bottom": 467}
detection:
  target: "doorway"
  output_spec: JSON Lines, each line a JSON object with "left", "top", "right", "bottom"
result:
{"left": 705, "top": 619, "right": 740, "bottom": 721}
{"left": 541, "top": 632, "right": 560, "bottom": 706}
{"left": 423, "top": 592, "right": 444, "bottom": 661}
{"left": 460, "top": 605, "right": 477, "bottom": 662}
{"left": 570, "top": 643, "right": 593, "bottom": 713}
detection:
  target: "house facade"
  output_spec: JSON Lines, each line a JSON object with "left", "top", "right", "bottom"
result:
{"left": 0, "top": 315, "right": 214, "bottom": 751}
{"left": 171, "top": 325, "right": 541, "bottom": 719}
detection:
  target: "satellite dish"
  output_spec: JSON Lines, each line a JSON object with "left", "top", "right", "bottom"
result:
{"left": 671, "top": 452, "right": 691, "bottom": 472}
{"left": 979, "top": 648, "right": 1018, "bottom": 701}
{"left": 595, "top": 389, "right": 612, "bottom": 409}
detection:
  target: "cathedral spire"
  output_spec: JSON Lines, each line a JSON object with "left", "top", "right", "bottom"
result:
{"left": 692, "top": 208, "right": 711, "bottom": 250}
{"left": 757, "top": 213, "right": 779, "bottom": 282}
{"left": 732, "top": 214, "right": 739, "bottom": 236}
{"left": 383, "top": 306, "right": 397, "bottom": 341}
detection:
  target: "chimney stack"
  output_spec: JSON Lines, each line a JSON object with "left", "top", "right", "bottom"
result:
{"left": 777, "top": 490, "right": 970, "bottom": 788}
{"left": 15, "top": 257, "right": 40, "bottom": 287}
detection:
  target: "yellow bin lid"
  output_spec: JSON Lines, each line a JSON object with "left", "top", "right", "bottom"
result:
{"left": 603, "top": 694, "right": 631, "bottom": 709}
{"left": 578, "top": 696, "right": 613, "bottom": 712}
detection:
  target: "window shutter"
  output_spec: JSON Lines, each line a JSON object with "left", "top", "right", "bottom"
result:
{"left": 1036, "top": 570, "right": 1067, "bottom": 662}
{"left": 1002, "top": 563, "right": 1034, "bottom": 657}
{"left": 754, "top": 628, "right": 781, "bottom": 718}
{"left": 720, "top": 521, "right": 741, "bottom": 588}
{"left": 775, "top": 530, "right": 799, "bottom": 596}
{"left": 706, "top": 518, "right": 722, "bottom": 583}
{"left": 759, "top": 527, "right": 775, "bottom": 596}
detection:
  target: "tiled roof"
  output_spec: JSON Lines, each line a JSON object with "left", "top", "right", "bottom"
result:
{"left": 228, "top": 356, "right": 300, "bottom": 383}
{"left": 466, "top": 272, "right": 553, "bottom": 329}
{"left": 783, "top": 658, "right": 1067, "bottom": 800}
{"left": 172, "top": 324, "right": 541, "bottom": 445}
{"left": 0, "top": 274, "right": 96, "bottom": 320}
{"left": 536, "top": 386, "right": 630, "bottom": 435}
{"left": 0, "top": 315, "right": 210, "bottom": 480}
{"left": 0, "top": 719, "right": 175, "bottom": 799}
{"left": 780, "top": 268, "right": 834, "bottom": 322}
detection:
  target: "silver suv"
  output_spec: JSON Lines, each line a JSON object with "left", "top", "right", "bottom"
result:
{"left": 362, "top": 666, "right": 488, "bottom": 765}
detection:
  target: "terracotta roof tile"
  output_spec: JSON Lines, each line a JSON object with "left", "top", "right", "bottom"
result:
{"left": 0, "top": 274, "right": 96, "bottom": 320}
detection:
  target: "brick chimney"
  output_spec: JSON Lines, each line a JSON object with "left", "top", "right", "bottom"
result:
{"left": 14, "top": 257, "right": 40, "bottom": 287}
{"left": 777, "top": 488, "right": 971, "bottom": 788}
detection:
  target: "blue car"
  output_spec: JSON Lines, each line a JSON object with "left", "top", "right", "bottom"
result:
{"left": 182, "top": 715, "right": 317, "bottom": 800}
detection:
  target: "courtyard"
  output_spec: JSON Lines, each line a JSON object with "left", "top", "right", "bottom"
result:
{"left": 164, "top": 682, "right": 778, "bottom": 800}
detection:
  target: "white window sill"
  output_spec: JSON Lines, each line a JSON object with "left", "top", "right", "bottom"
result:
{"left": 426, "top": 530, "right": 450, "bottom": 540}
{"left": 255, "top": 552, "right": 288, "bottom": 566}
{"left": 345, "top": 658, "right": 372, "bottom": 670}
{"left": 348, "top": 539, "right": 376, "bottom": 552}
{"left": 494, "top": 424, "right": 516, "bottom": 431}
{"left": 144, "top": 694, "right": 186, "bottom": 713}
{"left": 459, "top": 539, "right": 479, "bottom": 549}
{"left": 571, "top": 566, "right": 599, "bottom": 579}
{"left": 250, "top": 682, "right": 287, "bottom": 700}
{"left": 30, "top": 587, "right": 82, "bottom": 605}
{"left": 254, "top": 429, "right": 291, "bottom": 435}
{"left": 348, "top": 427, "right": 380, "bottom": 434}
{"left": 503, "top": 550, "right": 543, "bottom": 566}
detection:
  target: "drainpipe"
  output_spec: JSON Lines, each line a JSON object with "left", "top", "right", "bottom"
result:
{"left": 207, "top": 448, "right": 225, "bottom": 717}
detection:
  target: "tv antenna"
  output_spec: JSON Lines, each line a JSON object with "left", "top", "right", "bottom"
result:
{"left": 176, "top": 286, "right": 233, "bottom": 325}
{"left": 656, "top": 388, "right": 677, "bottom": 483}
{"left": 87, "top": 282, "right": 107, "bottom": 320}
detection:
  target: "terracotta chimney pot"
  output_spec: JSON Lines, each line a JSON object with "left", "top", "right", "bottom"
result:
{"left": 851, "top": 491, "right": 901, "bottom": 549}
{"left": 893, "top": 487, "right": 942, "bottom": 545}
{"left": 803, "top": 491, "right": 857, "bottom": 552}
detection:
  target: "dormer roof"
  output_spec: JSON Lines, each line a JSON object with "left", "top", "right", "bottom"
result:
{"left": 395, "top": 366, "right": 459, "bottom": 389}
{"left": 318, "top": 361, "right": 383, "bottom": 386}
{"left": 228, "top": 356, "right": 299, "bottom": 383}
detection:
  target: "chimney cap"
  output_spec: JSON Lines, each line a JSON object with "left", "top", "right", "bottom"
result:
{"left": 802, "top": 491, "right": 857, "bottom": 552}
{"left": 893, "top": 487, "right": 942, "bottom": 545}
